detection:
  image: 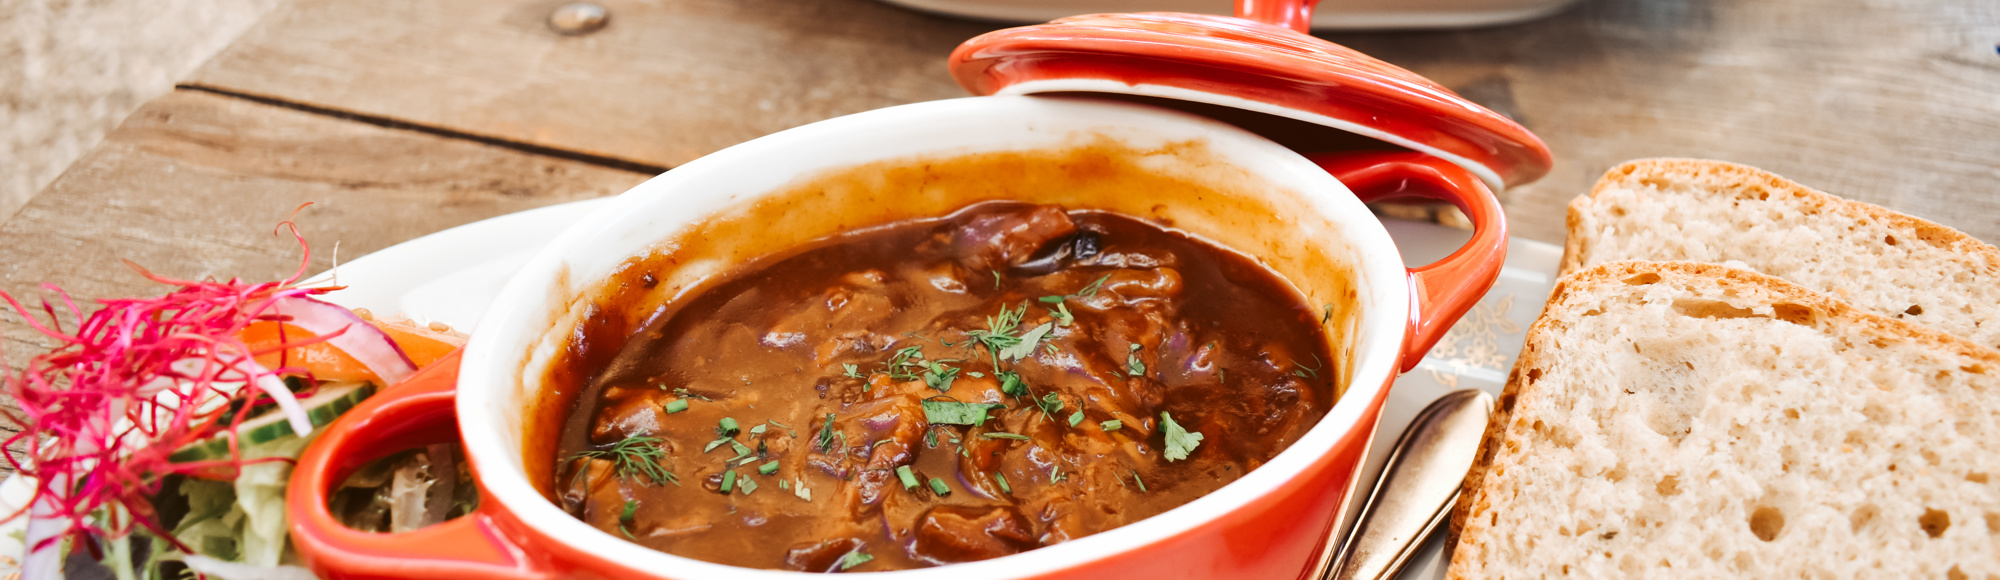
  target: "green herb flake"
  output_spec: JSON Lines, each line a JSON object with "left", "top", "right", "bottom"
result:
{"left": 1037, "top": 295, "right": 1065, "bottom": 304}
{"left": 568, "top": 436, "right": 678, "bottom": 486}
{"left": 729, "top": 441, "right": 754, "bottom": 460}
{"left": 840, "top": 550, "right": 874, "bottom": 571}
{"left": 924, "top": 428, "right": 940, "bottom": 448}
{"left": 1294, "top": 354, "right": 1323, "bottom": 379}
{"left": 815, "top": 413, "right": 837, "bottom": 452}
{"left": 718, "top": 417, "right": 741, "bottom": 437}
{"left": 1067, "top": 410, "right": 1083, "bottom": 427}
{"left": 704, "top": 437, "right": 732, "bottom": 453}
{"left": 1127, "top": 343, "right": 1146, "bottom": 377}
{"left": 922, "top": 361, "right": 961, "bottom": 392}
{"left": 1101, "top": 419, "right": 1123, "bottom": 431}
{"left": 1161, "top": 411, "right": 1205, "bottom": 462}
{"left": 1038, "top": 393, "right": 1064, "bottom": 415}
{"left": 619, "top": 499, "right": 638, "bottom": 524}
{"left": 967, "top": 371, "right": 985, "bottom": 378}
{"left": 663, "top": 399, "right": 689, "bottom": 414}
{"left": 929, "top": 478, "right": 952, "bottom": 496}
{"left": 896, "top": 465, "right": 919, "bottom": 489}
{"left": 1132, "top": 469, "right": 1147, "bottom": 492}
{"left": 922, "top": 400, "right": 1003, "bottom": 426}
{"left": 992, "top": 269, "right": 1004, "bottom": 289}
{"left": 995, "top": 473, "right": 1012, "bottom": 494}
{"left": 720, "top": 470, "right": 737, "bottom": 494}
{"left": 759, "top": 460, "right": 780, "bottom": 475}
{"left": 981, "top": 432, "right": 1030, "bottom": 441}
{"left": 779, "top": 479, "right": 790, "bottom": 490}
{"left": 998, "top": 371, "right": 1028, "bottom": 397}
{"left": 740, "top": 477, "right": 759, "bottom": 495}
{"left": 998, "top": 322, "right": 1054, "bottom": 362}
{"left": 1076, "top": 273, "right": 1111, "bottom": 298}
{"left": 842, "top": 363, "right": 862, "bottom": 379}
{"left": 1050, "top": 302, "right": 1074, "bottom": 326}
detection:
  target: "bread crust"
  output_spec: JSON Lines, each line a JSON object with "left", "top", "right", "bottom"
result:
{"left": 1445, "top": 260, "right": 2000, "bottom": 579}
{"left": 1559, "top": 158, "right": 2000, "bottom": 277}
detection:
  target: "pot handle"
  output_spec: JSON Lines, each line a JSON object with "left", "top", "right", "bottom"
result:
{"left": 287, "top": 349, "right": 547, "bottom": 580}
{"left": 1308, "top": 151, "right": 1508, "bottom": 372}
{"left": 1235, "top": 0, "right": 1321, "bottom": 32}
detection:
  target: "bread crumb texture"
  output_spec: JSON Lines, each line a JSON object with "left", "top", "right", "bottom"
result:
{"left": 1451, "top": 262, "right": 2000, "bottom": 579}
{"left": 1567, "top": 159, "right": 2000, "bottom": 351}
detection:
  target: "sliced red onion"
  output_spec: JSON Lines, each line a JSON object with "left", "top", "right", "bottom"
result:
{"left": 268, "top": 296, "right": 417, "bottom": 384}
{"left": 235, "top": 356, "right": 315, "bottom": 438}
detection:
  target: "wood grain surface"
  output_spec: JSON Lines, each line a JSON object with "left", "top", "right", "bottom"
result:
{"left": 182, "top": 0, "right": 2000, "bottom": 244}
{"left": 185, "top": 0, "right": 1001, "bottom": 172}
{"left": 0, "top": 90, "right": 648, "bottom": 465}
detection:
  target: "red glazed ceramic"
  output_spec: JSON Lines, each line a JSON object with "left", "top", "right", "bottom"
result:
{"left": 288, "top": 1, "right": 1548, "bottom": 578}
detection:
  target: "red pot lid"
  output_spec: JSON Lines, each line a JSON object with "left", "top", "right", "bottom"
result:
{"left": 948, "top": 9, "right": 1553, "bottom": 190}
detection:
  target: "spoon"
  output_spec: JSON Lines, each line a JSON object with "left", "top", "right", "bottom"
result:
{"left": 1316, "top": 389, "right": 1495, "bottom": 580}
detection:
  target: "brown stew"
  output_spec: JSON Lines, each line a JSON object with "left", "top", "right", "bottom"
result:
{"left": 554, "top": 203, "right": 1335, "bottom": 572}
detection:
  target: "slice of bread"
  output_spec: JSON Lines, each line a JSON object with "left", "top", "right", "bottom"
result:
{"left": 1448, "top": 261, "right": 2000, "bottom": 578}
{"left": 1564, "top": 159, "right": 2000, "bottom": 351}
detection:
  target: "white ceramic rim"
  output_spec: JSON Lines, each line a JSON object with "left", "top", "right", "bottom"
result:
{"left": 457, "top": 95, "right": 1410, "bottom": 578}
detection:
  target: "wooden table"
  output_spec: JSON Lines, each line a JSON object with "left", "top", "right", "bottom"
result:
{"left": 3, "top": 0, "right": 1998, "bottom": 469}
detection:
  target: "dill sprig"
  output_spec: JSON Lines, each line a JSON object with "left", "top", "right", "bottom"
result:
{"left": 569, "top": 436, "right": 678, "bottom": 486}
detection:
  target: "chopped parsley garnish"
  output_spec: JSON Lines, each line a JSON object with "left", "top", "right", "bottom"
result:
{"left": 1160, "top": 411, "right": 1205, "bottom": 462}
{"left": 840, "top": 550, "right": 874, "bottom": 571}
{"left": 842, "top": 363, "right": 862, "bottom": 379}
{"left": 997, "top": 371, "right": 1028, "bottom": 397}
{"left": 1076, "top": 273, "right": 1111, "bottom": 298}
{"left": 720, "top": 470, "right": 737, "bottom": 494}
{"left": 896, "top": 465, "right": 918, "bottom": 489}
{"left": 1037, "top": 392, "right": 1064, "bottom": 415}
{"left": 929, "top": 478, "right": 952, "bottom": 496}
{"left": 618, "top": 499, "right": 639, "bottom": 539}
{"left": 1101, "top": 419, "right": 1122, "bottom": 431}
{"left": 881, "top": 346, "right": 926, "bottom": 381}
{"left": 759, "top": 460, "right": 780, "bottom": 475}
{"left": 750, "top": 423, "right": 767, "bottom": 436}
{"left": 740, "top": 477, "right": 759, "bottom": 495}
{"left": 703, "top": 437, "right": 732, "bottom": 453}
{"left": 998, "top": 322, "right": 1054, "bottom": 362}
{"left": 1067, "top": 410, "right": 1083, "bottom": 427}
{"left": 815, "top": 413, "right": 837, "bottom": 452}
{"left": 1049, "top": 302, "right": 1074, "bottom": 326}
{"left": 922, "top": 400, "right": 1003, "bottom": 425}
{"left": 981, "top": 432, "right": 1029, "bottom": 441}
{"left": 921, "top": 360, "right": 961, "bottom": 391}
{"left": 1127, "top": 343, "right": 1146, "bottom": 376}
{"left": 995, "top": 473, "right": 1012, "bottom": 494}
{"left": 924, "top": 428, "right": 940, "bottom": 448}
{"left": 717, "top": 417, "right": 740, "bottom": 437}
{"left": 568, "top": 436, "right": 678, "bottom": 486}
{"left": 1293, "top": 354, "right": 1323, "bottom": 379}
{"left": 662, "top": 399, "right": 689, "bottom": 414}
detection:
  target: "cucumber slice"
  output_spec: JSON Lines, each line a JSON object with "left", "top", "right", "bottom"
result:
{"left": 169, "top": 381, "right": 376, "bottom": 463}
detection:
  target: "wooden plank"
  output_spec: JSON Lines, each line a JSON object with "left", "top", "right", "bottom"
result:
{"left": 1325, "top": 0, "right": 2000, "bottom": 243}
{"left": 186, "top": 0, "right": 1000, "bottom": 172}
{"left": 0, "top": 90, "right": 649, "bottom": 475}
{"left": 186, "top": 0, "right": 2000, "bottom": 245}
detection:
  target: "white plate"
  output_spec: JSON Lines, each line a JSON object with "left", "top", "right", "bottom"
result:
{"left": 0, "top": 198, "right": 1559, "bottom": 578}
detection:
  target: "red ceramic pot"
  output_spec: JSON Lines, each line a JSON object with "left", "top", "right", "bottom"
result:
{"left": 287, "top": 1, "right": 1548, "bottom": 578}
